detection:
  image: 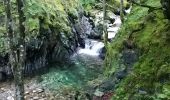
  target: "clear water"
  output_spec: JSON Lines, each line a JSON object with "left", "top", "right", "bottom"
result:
{"left": 39, "top": 8, "right": 132, "bottom": 92}
{"left": 40, "top": 54, "right": 103, "bottom": 91}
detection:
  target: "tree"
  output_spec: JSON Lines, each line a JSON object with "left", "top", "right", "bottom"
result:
{"left": 103, "top": 0, "right": 109, "bottom": 75}
{"left": 15, "top": 0, "right": 26, "bottom": 99}
{"left": 120, "top": 0, "right": 124, "bottom": 22}
{"left": 4, "top": 0, "right": 25, "bottom": 99}
{"left": 103, "top": 0, "right": 108, "bottom": 47}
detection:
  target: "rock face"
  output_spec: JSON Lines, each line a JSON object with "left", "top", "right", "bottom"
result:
{"left": 113, "top": 40, "right": 138, "bottom": 80}
{"left": 161, "top": 0, "right": 170, "bottom": 19}
{"left": 0, "top": 6, "right": 94, "bottom": 81}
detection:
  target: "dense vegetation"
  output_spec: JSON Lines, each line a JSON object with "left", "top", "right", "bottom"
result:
{"left": 105, "top": 0, "right": 170, "bottom": 99}
{"left": 0, "top": 0, "right": 169, "bottom": 100}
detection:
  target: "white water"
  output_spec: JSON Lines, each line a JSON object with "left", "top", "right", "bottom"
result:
{"left": 78, "top": 39, "right": 104, "bottom": 56}
{"left": 107, "top": 13, "right": 122, "bottom": 39}
{"left": 77, "top": 13, "right": 121, "bottom": 56}
{"left": 76, "top": 8, "right": 131, "bottom": 56}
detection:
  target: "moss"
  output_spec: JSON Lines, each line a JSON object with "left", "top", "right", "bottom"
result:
{"left": 110, "top": 0, "right": 129, "bottom": 8}
{"left": 0, "top": 0, "right": 82, "bottom": 55}
{"left": 80, "top": 0, "right": 95, "bottom": 11}
{"left": 105, "top": 0, "right": 170, "bottom": 99}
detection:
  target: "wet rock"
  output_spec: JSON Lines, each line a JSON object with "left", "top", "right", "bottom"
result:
{"left": 113, "top": 9, "right": 126, "bottom": 16}
{"left": 89, "top": 24, "right": 103, "bottom": 39}
{"left": 99, "top": 47, "right": 106, "bottom": 60}
{"left": 106, "top": 12, "right": 116, "bottom": 24}
{"left": 74, "top": 21, "right": 86, "bottom": 48}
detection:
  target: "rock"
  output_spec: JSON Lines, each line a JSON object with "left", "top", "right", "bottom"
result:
{"left": 37, "top": 88, "right": 44, "bottom": 93}
{"left": 74, "top": 22, "right": 86, "bottom": 48}
{"left": 24, "top": 96, "right": 27, "bottom": 99}
{"left": 1, "top": 87, "right": 5, "bottom": 91}
{"left": 39, "top": 99, "right": 46, "bottom": 100}
{"left": 138, "top": 89, "right": 147, "bottom": 95}
{"left": 87, "top": 31, "right": 102, "bottom": 39}
{"left": 32, "top": 90, "right": 37, "bottom": 93}
{"left": 102, "top": 92, "right": 114, "bottom": 100}
{"left": 0, "top": 72, "right": 7, "bottom": 82}
{"left": 94, "top": 89, "right": 104, "bottom": 97}
{"left": 33, "top": 96, "right": 39, "bottom": 100}
{"left": 106, "top": 12, "right": 116, "bottom": 24}
{"left": 113, "top": 9, "right": 126, "bottom": 16}
{"left": 41, "top": 94, "right": 46, "bottom": 98}
{"left": 25, "top": 91, "right": 29, "bottom": 94}
{"left": 98, "top": 79, "right": 115, "bottom": 92}
{"left": 122, "top": 49, "right": 138, "bottom": 67}
{"left": 7, "top": 96, "right": 14, "bottom": 100}
{"left": 115, "top": 70, "right": 127, "bottom": 80}
{"left": 89, "top": 24, "right": 103, "bottom": 39}
{"left": 99, "top": 47, "right": 106, "bottom": 60}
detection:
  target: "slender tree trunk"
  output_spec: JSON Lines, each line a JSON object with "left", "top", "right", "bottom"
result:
{"left": 103, "top": 0, "right": 108, "bottom": 48}
{"left": 15, "top": 0, "right": 26, "bottom": 99}
{"left": 4, "top": 0, "right": 16, "bottom": 73}
{"left": 103, "top": 0, "right": 109, "bottom": 74}
{"left": 120, "top": 0, "right": 124, "bottom": 22}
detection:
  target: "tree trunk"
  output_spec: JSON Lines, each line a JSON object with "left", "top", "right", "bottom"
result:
{"left": 15, "top": 0, "right": 26, "bottom": 99}
{"left": 120, "top": 0, "right": 124, "bottom": 22}
{"left": 103, "top": 0, "right": 109, "bottom": 74}
{"left": 103, "top": 0, "right": 108, "bottom": 48}
{"left": 4, "top": 0, "right": 24, "bottom": 100}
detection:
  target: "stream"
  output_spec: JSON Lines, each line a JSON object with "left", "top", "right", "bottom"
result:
{"left": 38, "top": 11, "right": 123, "bottom": 98}
{"left": 0, "top": 9, "right": 131, "bottom": 100}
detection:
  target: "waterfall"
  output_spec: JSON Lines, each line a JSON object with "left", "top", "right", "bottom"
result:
{"left": 76, "top": 13, "right": 121, "bottom": 56}
{"left": 77, "top": 39, "right": 104, "bottom": 56}
{"left": 74, "top": 7, "right": 132, "bottom": 57}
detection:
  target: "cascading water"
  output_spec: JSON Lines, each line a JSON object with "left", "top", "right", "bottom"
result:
{"left": 76, "top": 12, "right": 123, "bottom": 57}
{"left": 77, "top": 39, "right": 104, "bottom": 56}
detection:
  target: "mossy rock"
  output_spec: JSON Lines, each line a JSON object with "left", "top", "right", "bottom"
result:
{"left": 105, "top": 0, "right": 170, "bottom": 99}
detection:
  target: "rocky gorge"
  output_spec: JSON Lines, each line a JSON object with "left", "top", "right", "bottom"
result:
{"left": 0, "top": 0, "right": 170, "bottom": 100}
{"left": 0, "top": 0, "right": 133, "bottom": 99}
